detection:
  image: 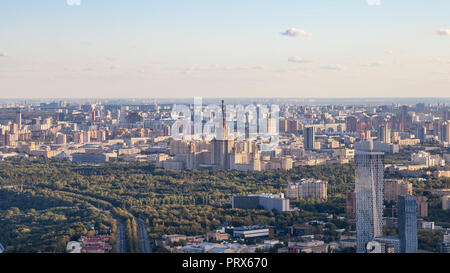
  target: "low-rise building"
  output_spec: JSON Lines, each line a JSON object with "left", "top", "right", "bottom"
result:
{"left": 206, "top": 230, "right": 231, "bottom": 242}
{"left": 232, "top": 193, "right": 290, "bottom": 212}
{"left": 230, "top": 226, "right": 274, "bottom": 239}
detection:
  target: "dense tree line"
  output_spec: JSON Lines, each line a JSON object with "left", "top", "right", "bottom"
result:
{"left": 0, "top": 158, "right": 448, "bottom": 252}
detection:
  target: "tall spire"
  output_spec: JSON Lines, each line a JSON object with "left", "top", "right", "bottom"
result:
{"left": 221, "top": 100, "right": 227, "bottom": 140}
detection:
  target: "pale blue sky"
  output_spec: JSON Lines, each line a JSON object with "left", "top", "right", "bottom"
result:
{"left": 0, "top": 0, "right": 449, "bottom": 98}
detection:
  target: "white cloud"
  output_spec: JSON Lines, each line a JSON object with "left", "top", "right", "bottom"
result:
{"left": 321, "top": 64, "right": 346, "bottom": 71}
{"left": 437, "top": 29, "right": 450, "bottom": 36}
{"left": 0, "top": 52, "right": 10, "bottom": 57}
{"left": 288, "top": 57, "right": 314, "bottom": 63}
{"left": 366, "top": 0, "right": 381, "bottom": 6}
{"left": 281, "top": 28, "right": 312, "bottom": 37}
{"left": 67, "top": 0, "right": 81, "bottom": 6}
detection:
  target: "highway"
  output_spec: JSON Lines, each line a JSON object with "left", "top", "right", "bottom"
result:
{"left": 114, "top": 217, "right": 127, "bottom": 253}
{"left": 137, "top": 218, "right": 152, "bottom": 253}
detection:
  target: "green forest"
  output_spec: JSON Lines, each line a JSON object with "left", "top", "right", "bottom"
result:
{"left": 0, "top": 158, "right": 448, "bottom": 253}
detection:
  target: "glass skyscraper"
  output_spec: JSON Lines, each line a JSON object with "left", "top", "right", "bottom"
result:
{"left": 354, "top": 141, "right": 385, "bottom": 253}
{"left": 398, "top": 195, "right": 418, "bottom": 253}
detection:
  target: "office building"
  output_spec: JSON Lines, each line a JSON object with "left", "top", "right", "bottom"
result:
{"left": 398, "top": 195, "right": 418, "bottom": 253}
{"left": 304, "top": 126, "right": 315, "bottom": 150}
{"left": 416, "top": 126, "right": 427, "bottom": 142}
{"left": 230, "top": 226, "right": 273, "bottom": 239}
{"left": 232, "top": 193, "right": 289, "bottom": 212}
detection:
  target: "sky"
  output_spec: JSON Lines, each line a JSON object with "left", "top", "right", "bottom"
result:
{"left": 0, "top": 0, "right": 449, "bottom": 99}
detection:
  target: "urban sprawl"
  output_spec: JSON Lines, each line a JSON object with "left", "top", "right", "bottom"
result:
{"left": 0, "top": 99, "right": 449, "bottom": 254}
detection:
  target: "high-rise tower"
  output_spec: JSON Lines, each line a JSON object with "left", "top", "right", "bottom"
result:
{"left": 211, "top": 100, "right": 234, "bottom": 169}
{"left": 16, "top": 110, "right": 22, "bottom": 130}
{"left": 304, "top": 126, "right": 315, "bottom": 150}
{"left": 398, "top": 195, "right": 418, "bottom": 253}
{"left": 354, "top": 141, "right": 385, "bottom": 253}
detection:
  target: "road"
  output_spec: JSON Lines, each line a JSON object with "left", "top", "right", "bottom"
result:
{"left": 115, "top": 220, "right": 127, "bottom": 253}
{"left": 113, "top": 216, "right": 127, "bottom": 253}
{"left": 137, "top": 218, "right": 152, "bottom": 253}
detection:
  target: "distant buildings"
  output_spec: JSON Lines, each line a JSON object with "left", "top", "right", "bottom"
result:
{"left": 287, "top": 240, "right": 335, "bottom": 253}
{"left": 56, "top": 133, "right": 67, "bottom": 145}
{"left": 16, "top": 111, "right": 22, "bottom": 130}
{"left": 67, "top": 235, "right": 112, "bottom": 253}
{"left": 232, "top": 193, "right": 290, "bottom": 212}
{"left": 206, "top": 230, "right": 230, "bottom": 242}
{"left": 285, "top": 179, "right": 328, "bottom": 200}
{"left": 384, "top": 179, "right": 412, "bottom": 203}
{"left": 443, "top": 195, "right": 450, "bottom": 211}
{"left": 231, "top": 226, "right": 274, "bottom": 239}
{"left": 368, "top": 237, "right": 401, "bottom": 253}
{"left": 304, "top": 127, "right": 315, "bottom": 150}
{"left": 355, "top": 140, "right": 399, "bottom": 154}
{"left": 377, "top": 124, "right": 391, "bottom": 143}
{"left": 346, "top": 190, "right": 356, "bottom": 217}
{"left": 398, "top": 195, "right": 418, "bottom": 253}
{"left": 441, "top": 233, "right": 450, "bottom": 253}
{"left": 71, "top": 152, "right": 116, "bottom": 164}
{"left": 416, "top": 196, "right": 428, "bottom": 218}
{"left": 411, "top": 151, "right": 445, "bottom": 168}
{"left": 441, "top": 121, "right": 450, "bottom": 144}
{"left": 354, "top": 141, "right": 385, "bottom": 253}
{"left": 434, "top": 170, "right": 450, "bottom": 178}
{"left": 177, "top": 242, "right": 255, "bottom": 253}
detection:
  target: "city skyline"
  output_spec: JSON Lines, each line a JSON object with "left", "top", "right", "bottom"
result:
{"left": 1, "top": 0, "right": 449, "bottom": 98}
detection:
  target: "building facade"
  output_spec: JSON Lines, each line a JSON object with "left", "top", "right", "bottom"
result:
{"left": 232, "top": 194, "right": 289, "bottom": 212}
{"left": 354, "top": 147, "right": 385, "bottom": 253}
{"left": 384, "top": 179, "right": 413, "bottom": 204}
{"left": 398, "top": 195, "right": 418, "bottom": 253}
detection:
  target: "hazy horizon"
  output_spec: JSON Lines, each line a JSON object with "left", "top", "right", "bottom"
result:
{"left": 1, "top": 0, "right": 449, "bottom": 98}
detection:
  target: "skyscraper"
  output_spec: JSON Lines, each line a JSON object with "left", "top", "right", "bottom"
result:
{"left": 416, "top": 126, "right": 427, "bottom": 143}
{"left": 440, "top": 121, "right": 450, "bottom": 143}
{"left": 400, "top": 105, "right": 410, "bottom": 131}
{"left": 16, "top": 110, "right": 22, "bottom": 130}
{"left": 304, "top": 126, "right": 315, "bottom": 150}
{"left": 398, "top": 195, "right": 418, "bottom": 253}
{"left": 354, "top": 141, "right": 385, "bottom": 253}
{"left": 211, "top": 100, "right": 234, "bottom": 170}
{"left": 378, "top": 124, "right": 391, "bottom": 143}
